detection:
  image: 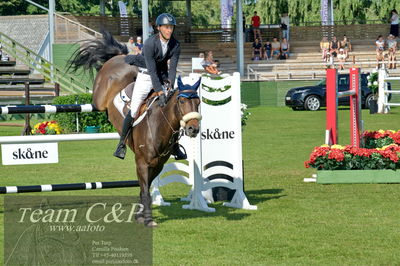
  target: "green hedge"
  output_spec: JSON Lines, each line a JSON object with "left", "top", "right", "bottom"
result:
{"left": 51, "top": 94, "right": 115, "bottom": 133}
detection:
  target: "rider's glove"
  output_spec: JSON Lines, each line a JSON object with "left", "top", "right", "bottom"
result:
{"left": 163, "top": 79, "right": 171, "bottom": 89}
{"left": 158, "top": 93, "right": 167, "bottom": 107}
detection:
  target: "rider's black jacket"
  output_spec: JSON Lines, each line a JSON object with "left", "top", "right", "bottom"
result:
{"left": 123, "top": 34, "right": 181, "bottom": 92}
{"left": 140, "top": 34, "right": 181, "bottom": 92}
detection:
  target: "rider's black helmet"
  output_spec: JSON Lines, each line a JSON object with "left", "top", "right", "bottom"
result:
{"left": 156, "top": 13, "right": 176, "bottom": 26}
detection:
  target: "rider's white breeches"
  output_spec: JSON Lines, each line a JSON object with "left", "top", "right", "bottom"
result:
{"left": 130, "top": 72, "right": 153, "bottom": 118}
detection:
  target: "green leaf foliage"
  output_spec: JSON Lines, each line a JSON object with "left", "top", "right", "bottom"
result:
{"left": 51, "top": 94, "right": 115, "bottom": 133}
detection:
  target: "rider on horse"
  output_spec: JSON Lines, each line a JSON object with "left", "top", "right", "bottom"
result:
{"left": 114, "top": 13, "right": 187, "bottom": 160}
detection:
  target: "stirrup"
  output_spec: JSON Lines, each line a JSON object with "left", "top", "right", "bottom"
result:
{"left": 172, "top": 144, "right": 187, "bottom": 160}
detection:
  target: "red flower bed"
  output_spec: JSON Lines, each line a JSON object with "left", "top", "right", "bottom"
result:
{"left": 305, "top": 144, "right": 400, "bottom": 170}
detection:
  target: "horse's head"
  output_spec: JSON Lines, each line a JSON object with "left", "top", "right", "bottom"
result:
{"left": 176, "top": 76, "right": 202, "bottom": 138}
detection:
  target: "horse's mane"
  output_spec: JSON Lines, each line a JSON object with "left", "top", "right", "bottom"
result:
{"left": 67, "top": 30, "right": 129, "bottom": 76}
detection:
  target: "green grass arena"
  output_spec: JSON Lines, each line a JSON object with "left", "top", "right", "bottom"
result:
{"left": 1, "top": 104, "right": 400, "bottom": 264}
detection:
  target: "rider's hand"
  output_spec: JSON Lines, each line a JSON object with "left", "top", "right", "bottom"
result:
{"left": 158, "top": 92, "right": 167, "bottom": 107}
{"left": 163, "top": 79, "right": 171, "bottom": 89}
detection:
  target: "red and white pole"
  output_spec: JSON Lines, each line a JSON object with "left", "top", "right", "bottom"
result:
{"left": 325, "top": 68, "right": 338, "bottom": 145}
{"left": 349, "top": 68, "right": 361, "bottom": 147}
{"left": 325, "top": 68, "right": 361, "bottom": 147}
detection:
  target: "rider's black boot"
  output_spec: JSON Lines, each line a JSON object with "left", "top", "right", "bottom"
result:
{"left": 171, "top": 143, "right": 187, "bottom": 160}
{"left": 113, "top": 111, "right": 134, "bottom": 159}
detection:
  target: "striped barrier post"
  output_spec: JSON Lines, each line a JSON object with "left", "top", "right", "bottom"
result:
{"left": 0, "top": 104, "right": 99, "bottom": 115}
{"left": 0, "top": 180, "right": 139, "bottom": 194}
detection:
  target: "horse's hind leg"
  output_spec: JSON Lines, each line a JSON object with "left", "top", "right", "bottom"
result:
{"left": 136, "top": 160, "right": 158, "bottom": 227}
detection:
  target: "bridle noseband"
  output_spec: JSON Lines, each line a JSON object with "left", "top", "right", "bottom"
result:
{"left": 176, "top": 89, "right": 202, "bottom": 127}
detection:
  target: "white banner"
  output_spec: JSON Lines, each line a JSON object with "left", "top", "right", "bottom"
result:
{"left": 118, "top": 1, "right": 130, "bottom": 36}
{"left": 1, "top": 143, "right": 58, "bottom": 165}
{"left": 118, "top": 1, "right": 128, "bottom": 17}
{"left": 220, "top": 0, "right": 234, "bottom": 29}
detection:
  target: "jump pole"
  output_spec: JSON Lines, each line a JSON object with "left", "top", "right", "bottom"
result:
{"left": 325, "top": 68, "right": 361, "bottom": 147}
{"left": 0, "top": 180, "right": 139, "bottom": 194}
{"left": 0, "top": 104, "right": 99, "bottom": 115}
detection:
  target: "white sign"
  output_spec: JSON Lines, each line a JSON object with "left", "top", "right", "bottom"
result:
{"left": 181, "top": 73, "right": 257, "bottom": 212}
{"left": 1, "top": 143, "right": 58, "bottom": 165}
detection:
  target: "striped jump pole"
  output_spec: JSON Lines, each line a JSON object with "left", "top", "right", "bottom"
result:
{"left": 0, "top": 180, "right": 140, "bottom": 194}
{"left": 0, "top": 104, "right": 100, "bottom": 115}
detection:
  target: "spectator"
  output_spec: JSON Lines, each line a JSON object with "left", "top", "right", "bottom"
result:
{"left": 134, "top": 36, "right": 143, "bottom": 55}
{"left": 243, "top": 15, "right": 247, "bottom": 42}
{"left": 263, "top": 40, "right": 272, "bottom": 60}
{"left": 126, "top": 37, "right": 136, "bottom": 54}
{"left": 271, "top": 37, "right": 281, "bottom": 59}
{"left": 280, "top": 13, "right": 290, "bottom": 40}
{"left": 199, "top": 52, "right": 205, "bottom": 59}
{"left": 329, "top": 35, "right": 340, "bottom": 57}
{"left": 340, "top": 35, "right": 352, "bottom": 58}
{"left": 337, "top": 48, "right": 346, "bottom": 70}
{"left": 251, "top": 11, "right": 262, "bottom": 41}
{"left": 280, "top": 37, "right": 290, "bottom": 59}
{"left": 320, "top": 36, "right": 330, "bottom": 62}
{"left": 376, "top": 35, "right": 386, "bottom": 67}
{"left": 390, "top": 9, "right": 399, "bottom": 37}
{"left": 252, "top": 38, "right": 262, "bottom": 60}
{"left": 202, "top": 51, "right": 221, "bottom": 75}
{"left": 387, "top": 34, "right": 397, "bottom": 69}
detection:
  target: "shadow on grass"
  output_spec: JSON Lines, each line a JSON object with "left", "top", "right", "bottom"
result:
{"left": 245, "top": 188, "right": 285, "bottom": 205}
{"left": 154, "top": 188, "right": 285, "bottom": 224}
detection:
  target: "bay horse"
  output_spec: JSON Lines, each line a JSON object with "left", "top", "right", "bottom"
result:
{"left": 68, "top": 32, "right": 202, "bottom": 227}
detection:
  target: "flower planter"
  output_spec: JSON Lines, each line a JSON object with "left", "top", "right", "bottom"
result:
{"left": 84, "top": 126, "right": 100, "bottom": 133}
{"left": 369, "top": 99, "right": 378, "bottom": 114}
{"left": 317, "top": 170, "right": 400, "bottom": 184}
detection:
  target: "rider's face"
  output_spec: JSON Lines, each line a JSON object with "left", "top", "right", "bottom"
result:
{"left": 158, "top": 25, "right": 174, "bottom": 41}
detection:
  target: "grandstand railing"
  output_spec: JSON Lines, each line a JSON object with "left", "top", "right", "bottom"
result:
{"left": 0, "top": 31, "right": 90, "bottom": 94}
{"left": 55, "top": 13, "right": 102, "bottom": 41}
{"left": 247, "top": 60, "right": 393, "bottom": 80}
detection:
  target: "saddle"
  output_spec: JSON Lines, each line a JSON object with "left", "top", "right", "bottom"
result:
{"left": 113, "top": 82, "right": 160, "bottom": 126}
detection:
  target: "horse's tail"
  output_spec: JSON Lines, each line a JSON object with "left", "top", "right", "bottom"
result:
{"left": 67, "top": 30, "right": 128, "bottom": 74}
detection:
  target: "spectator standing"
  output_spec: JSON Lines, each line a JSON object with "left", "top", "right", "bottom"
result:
{"left": 376, "top": 35, "right": 386, "bottom": 68}
{"left": 280, "top": 13, "right": 290, "bottom": 40}
{"left": 251, "top": 11, "right": 262, "bottom": 41}
{"left": 320, "top": 36, "right": 330, "bottom": 62}
{"left": 263, "top": 40, "right": 272, "bottom": 60}
{"left": 271, "top": 37, "right": 281, "bottom": 59}
{"left": 280, "top": 37, "right": 290, "bottom": 59}
{"left": 390, "top": 9, "right": 399, "bottom": 37}
{"left": 340, "top": 35, "right": 352, "bottom": 58}
{"left": 329, "top": 36, "right": 340, "bottom": 58}
{"left": 387, "top": 34, "right": 397, "bottom": 69}
{"left": 126, "top": 37, "right": 136, "bottom": 54}
{"left": 337, "top": 48, "right": 346, "bottom": 70}
{"left": 252, "top": 38, "right": 262, "bottom": 60}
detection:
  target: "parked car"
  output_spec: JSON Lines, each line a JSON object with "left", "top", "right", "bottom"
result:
{"left": 285, "top": 73, "right": 391, "bottom": 111}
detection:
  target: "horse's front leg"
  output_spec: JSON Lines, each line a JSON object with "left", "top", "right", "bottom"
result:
{"left": 136, "top": 160, "right": 158, "bottom": 227}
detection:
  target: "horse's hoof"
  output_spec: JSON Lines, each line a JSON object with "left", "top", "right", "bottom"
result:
{"left": 136, "top": 217, "right": 145, "bottom": 224}
{"left": 145, "top": 220, "right": 158, "bottom": 228}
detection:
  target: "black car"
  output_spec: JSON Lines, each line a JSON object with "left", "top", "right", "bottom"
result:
{"left": 285, "top": 73, "right": 391, "bottom": 111}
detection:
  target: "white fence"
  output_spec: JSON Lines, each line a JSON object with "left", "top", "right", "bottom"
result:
{"left": 378, "top": 68, "right": 400, "bottom": 113}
